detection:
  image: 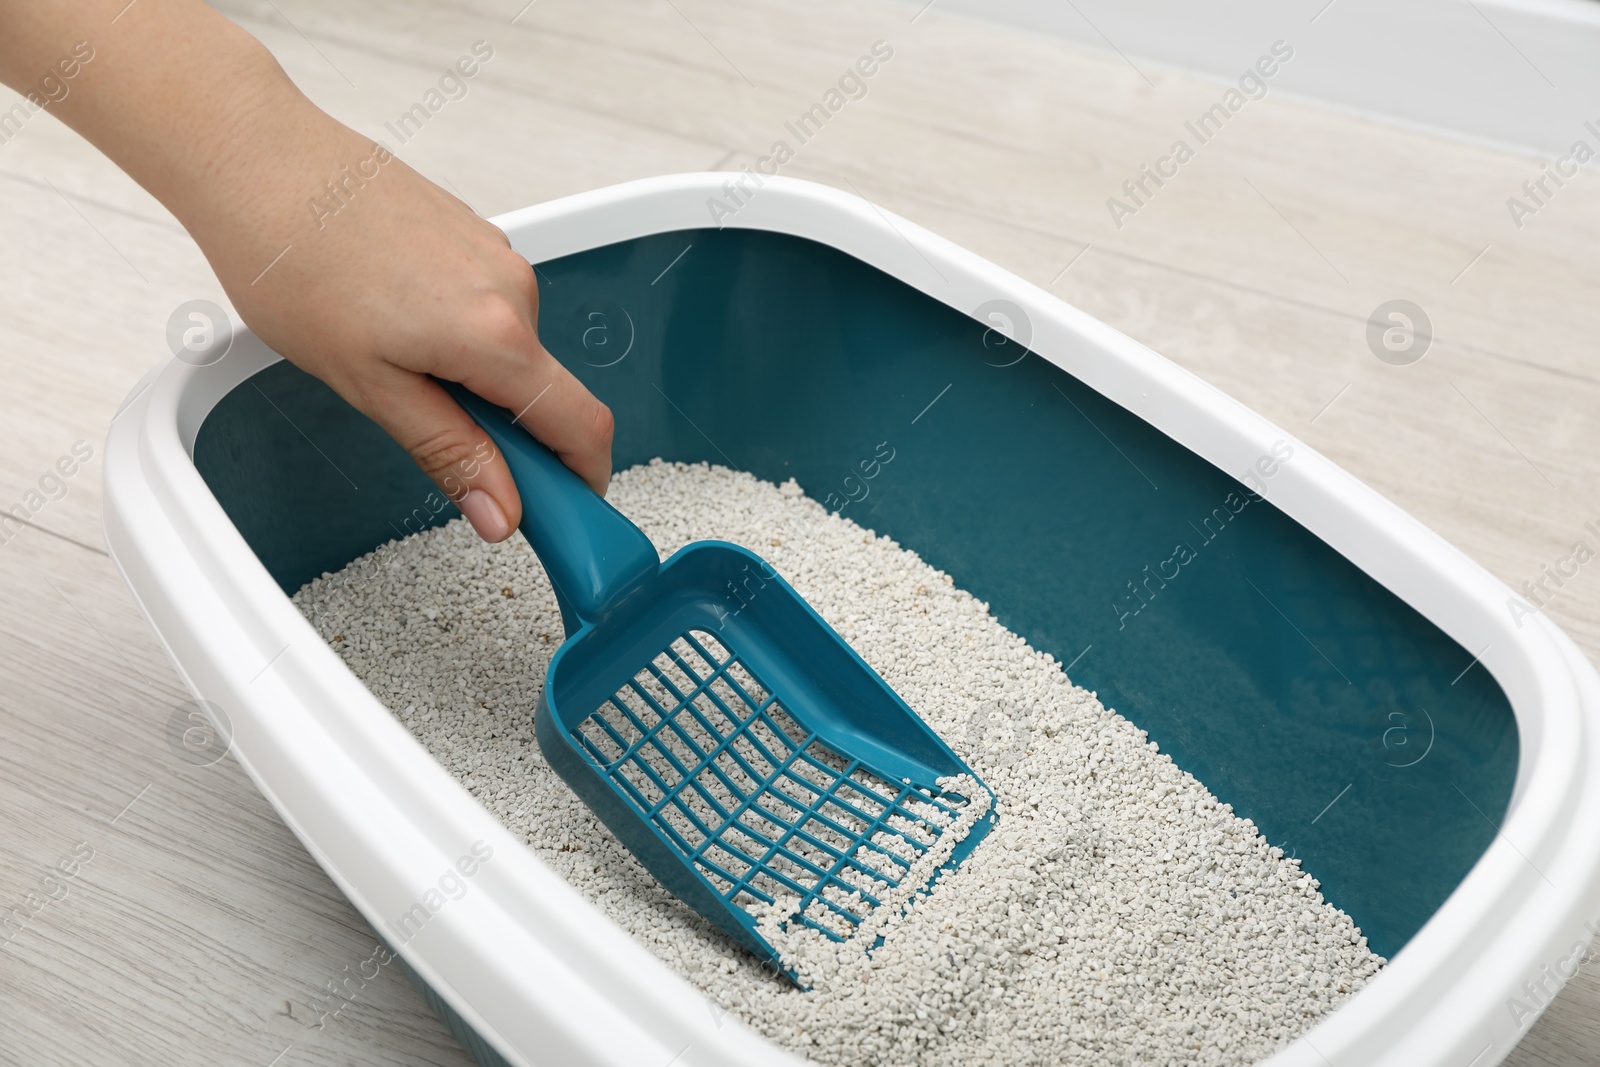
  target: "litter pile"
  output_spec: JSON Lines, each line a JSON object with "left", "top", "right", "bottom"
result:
{"left": 293, "top": 459, "right": 1383, "bottom": 1067}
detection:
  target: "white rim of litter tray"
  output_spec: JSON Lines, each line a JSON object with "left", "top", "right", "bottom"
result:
{"left": 102, "top": 174, "right": 1600, "bottom": 1067}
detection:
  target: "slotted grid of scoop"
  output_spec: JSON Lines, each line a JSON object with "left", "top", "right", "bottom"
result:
{"left": 448, "top": 382, "right": 997, "bottom": 979}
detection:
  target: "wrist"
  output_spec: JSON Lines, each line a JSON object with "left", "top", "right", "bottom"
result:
{"left": 151, "top": 38, "right": 340, "bottom": 257}
{"left": 43, "top": 2, "right": 368, "bottom": 283}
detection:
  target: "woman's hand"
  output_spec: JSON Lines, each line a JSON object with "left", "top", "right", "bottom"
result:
{"left": 0, "top": 0, "right": 612, "bottom": 541}
{"left": 206, "top": 112, "right": 615, "bottom": 543}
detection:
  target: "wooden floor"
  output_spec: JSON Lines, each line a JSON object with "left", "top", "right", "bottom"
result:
{"left": 1, "top": 1, "right": 1596, "bottom": 1063}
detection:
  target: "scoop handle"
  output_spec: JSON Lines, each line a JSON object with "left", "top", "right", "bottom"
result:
{"left": 441, "top": 380, "right": 660, "bottom": 634}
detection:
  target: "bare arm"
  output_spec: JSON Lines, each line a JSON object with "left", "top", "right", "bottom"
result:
{"left": 0, "top": 0, "right": 614, "bottom": 541}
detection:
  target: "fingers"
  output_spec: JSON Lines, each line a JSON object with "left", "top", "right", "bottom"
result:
{"left": 346, "top": 259, "right": 614, "bottom": 545}
{"left": 354, "top": 366, "right": 523, "bottom": 542}
{"left": 428, "top": 289, "right": 615, "bottom": 499}
{"left": 489, "top": 353, "right": 615, "bottom": 498}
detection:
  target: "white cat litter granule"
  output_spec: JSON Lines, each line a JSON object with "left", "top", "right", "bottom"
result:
{"left": 292, "top": 459, "right": 1383, "bottom": 1067}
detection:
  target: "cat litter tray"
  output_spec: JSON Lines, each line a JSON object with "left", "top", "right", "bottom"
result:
{"left": 104, "top": 174, "right": 1600, "bottom": 1067}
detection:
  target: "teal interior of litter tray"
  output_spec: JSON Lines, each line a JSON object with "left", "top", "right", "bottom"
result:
{"left": 193, "top": 227, "right": 1517, "bottom": 969}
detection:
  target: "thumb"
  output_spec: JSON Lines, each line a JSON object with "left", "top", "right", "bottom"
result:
{"left": 356, "top": 369, "right": 523, "bottom": 542}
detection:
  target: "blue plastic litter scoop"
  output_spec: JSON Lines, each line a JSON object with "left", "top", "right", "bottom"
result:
{"left": 444, "top": 382, "right": 997, "bottom": 981}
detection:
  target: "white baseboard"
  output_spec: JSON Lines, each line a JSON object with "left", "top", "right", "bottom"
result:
{"left": 928, "top": 0, "right": 1600, "bottom": 160}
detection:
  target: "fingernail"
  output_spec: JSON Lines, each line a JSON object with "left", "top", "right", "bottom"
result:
{"left": 458, "top": 489, "right": 512, "bottom": 542}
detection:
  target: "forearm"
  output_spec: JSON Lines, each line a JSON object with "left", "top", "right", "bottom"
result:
{"left": 0, "top": 0, "right": 361, "bottom": 279}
